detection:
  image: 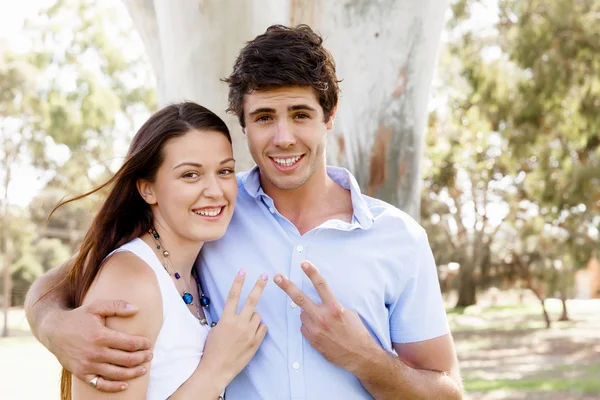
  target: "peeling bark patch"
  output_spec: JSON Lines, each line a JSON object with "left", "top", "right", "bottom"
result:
{"left": 367, "top": 122, "right": 393, "bottom": 197}
{"left": 392, "top": 67, "right": 408, "bottom": 98}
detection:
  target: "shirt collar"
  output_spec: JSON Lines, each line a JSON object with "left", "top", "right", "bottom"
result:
{"left": 241, "top": 165, "right": 374, "bottom": 230}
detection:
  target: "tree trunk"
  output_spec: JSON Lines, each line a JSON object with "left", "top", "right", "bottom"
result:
{"left": 539, "top": 296, "right": 551, "bottom": 329}
{"left": 123, "top": 0, "right": 449, "bottom": 219}
{"left": 455, "top": 264, "right": 477, "bottom": 308}
{"left": 526, "top": 283, "right": 551, "bottom": 329}
{"left": 559, "top": 294, "right": 569, "bottom": 321}
{"left": 1, "top": 166, "right": 11, "bottom": 337}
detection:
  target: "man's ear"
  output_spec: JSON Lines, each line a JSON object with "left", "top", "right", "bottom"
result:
{"left": 137, "top": 179, "right": 157, "bottom": 205}
{"left": 326, "top": 104, "right": 338, "bottom": 130}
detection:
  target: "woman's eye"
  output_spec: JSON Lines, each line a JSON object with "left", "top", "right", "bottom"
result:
{"left": 183, "top": 172, "right": 199, "bottom": 178}
{"left": 220, "top": 168, "right": 235, "bottom": 175}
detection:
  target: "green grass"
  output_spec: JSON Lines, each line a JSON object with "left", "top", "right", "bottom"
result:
{"left": 465, "top": 378, "right": 600, "bottom": 393}
{"left": 557, "top": 362, "right": 600, "bottom": 375}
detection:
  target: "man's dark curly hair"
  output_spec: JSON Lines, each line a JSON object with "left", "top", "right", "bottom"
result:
{"left": 224, "top": 24, "right": 341, "bottom": 127}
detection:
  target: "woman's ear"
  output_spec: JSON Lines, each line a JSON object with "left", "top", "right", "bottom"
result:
{"left": 137, "top": 179, "right": 157, "bottom": 205}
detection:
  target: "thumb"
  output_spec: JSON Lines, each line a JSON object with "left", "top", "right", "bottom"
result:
{"left": 86, "top": 299, "right": 139, "bottom": 318}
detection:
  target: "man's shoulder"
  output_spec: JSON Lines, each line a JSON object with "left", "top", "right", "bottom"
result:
{"left": 361, "top": 194, "right": 426, "bottom": 241}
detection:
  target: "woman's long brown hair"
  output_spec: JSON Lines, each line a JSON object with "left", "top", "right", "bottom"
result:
{"left": 49, "top": 102, "right": 231, "bottom": 400}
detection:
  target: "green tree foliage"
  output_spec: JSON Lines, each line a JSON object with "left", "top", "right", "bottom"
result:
{"left": 423, "top": 0, "right": 598, "bottom": 310}
{"left": 0, "top": 0, "right": 155, "bottom": 336}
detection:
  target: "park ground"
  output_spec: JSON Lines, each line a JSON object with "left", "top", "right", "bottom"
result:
{"left": 0, "top": 292, "right": 599, "bottom": 399}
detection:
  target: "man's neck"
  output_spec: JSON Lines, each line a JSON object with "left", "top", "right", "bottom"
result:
{"left": 261, "top": 166, "right": 353, "bottom": 235}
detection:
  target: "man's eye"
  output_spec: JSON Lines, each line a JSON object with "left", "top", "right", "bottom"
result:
{"left": 256, "top": 115, "right": 271, "bottom": 122}
{"left": 295, "top": 113, "right": 309, "bottom": 119}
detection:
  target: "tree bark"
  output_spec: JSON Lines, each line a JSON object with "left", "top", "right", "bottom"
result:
{"left": 1, "top": 164, "right": 12, "bottom": 337}
{"left": 455, "top": 263, "right": 477, "bottom": 308}
{"left": 529, "top": 287, "right": 551, "bottom": 329}
{"left": 559, "top": 294, "right": 569, "bottom": 321}
{"left": 123, "top": 0, "right": 449, "bottom": 219}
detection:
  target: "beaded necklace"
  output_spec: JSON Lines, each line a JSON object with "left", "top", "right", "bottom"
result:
{"left": 149, "top": 228, "right": 215, "bottom": 327}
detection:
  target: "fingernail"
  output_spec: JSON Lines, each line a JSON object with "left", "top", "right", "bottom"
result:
{"left": 146, "top": 352, "right": 153, "bottom": 361}
{"left": 125, "top": 304, "right": 138, "bottom": 311}
{"left": 301, "top": 262, "right": 309, "bottom": 270}
{"left": 274, "top": 275, "right": 282, "bottom": 284}
{"left": 238, "top": 268, "right": 246, "bottom": 277}
{"left": 261, "top": 272, "right": 268, "bottom": 281}
{"left": 141, "top": 367, "right": 147, "bottom": 374}
{"left": 121, "top": 384, "right": 127, "bottom": 391}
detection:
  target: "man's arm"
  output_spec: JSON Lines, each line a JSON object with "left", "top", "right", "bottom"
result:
{"left": 349, "top": 334, "right": 462, "bottom": 399}
{"left": 24, "top": 261, "right": 153, "bottom": 393}
{"left": 274, "top": 261, "right": 463, "bottom": 400}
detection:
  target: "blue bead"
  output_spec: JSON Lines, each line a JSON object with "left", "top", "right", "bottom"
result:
{"left": 174, "top": 272, "right": 181, "bottom": 279}
{"left": 153, "top": 233, "right": 159, "bottom": 239}
{"left": 182, "top": 292, "right": 194, "bottom": 304}
{"left": 200, "top": 295, "right": 211, "bottom": 308}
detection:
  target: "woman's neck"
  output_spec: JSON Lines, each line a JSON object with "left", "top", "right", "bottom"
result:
{"left": 142, "top": 225, "right": 203, "bottom": 280}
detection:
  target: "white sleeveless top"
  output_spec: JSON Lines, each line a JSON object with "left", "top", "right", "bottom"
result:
{"left": 105, "top": 238, "right": 211, "bottom": 399}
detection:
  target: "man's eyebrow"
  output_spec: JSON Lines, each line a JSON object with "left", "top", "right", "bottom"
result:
{"left": 248, "top": 107, "right": 276, "bottom": 116}
{"left": 289, "top": 104, "right": 318, "bottom": 112}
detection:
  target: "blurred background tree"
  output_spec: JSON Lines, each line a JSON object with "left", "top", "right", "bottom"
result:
{"left": 0, "top": 0, "right": 155, "bottom": 337}
{"left": 422, "top": 0, "right": 599, "bottom": 313}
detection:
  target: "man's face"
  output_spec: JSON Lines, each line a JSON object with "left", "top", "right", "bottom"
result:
{"left": 242, "top": 86, "right": 335, "bottom": 191}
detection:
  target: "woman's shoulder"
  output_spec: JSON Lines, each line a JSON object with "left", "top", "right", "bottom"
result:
{"left": 85, "top": 249, "right": 163, "bottom": 338}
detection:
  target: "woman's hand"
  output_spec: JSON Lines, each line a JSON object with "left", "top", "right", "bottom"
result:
{"left": 201, "top": 269, "right": 268, "bottom": 386}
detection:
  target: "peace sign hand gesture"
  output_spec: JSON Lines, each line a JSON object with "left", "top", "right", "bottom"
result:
{"left": 273, "top": 261, "right": 378, "bottom": 373}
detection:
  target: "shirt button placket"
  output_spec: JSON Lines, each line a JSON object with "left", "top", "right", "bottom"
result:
{"left": 287, "top": 240, "right": 306, "bottom": 399}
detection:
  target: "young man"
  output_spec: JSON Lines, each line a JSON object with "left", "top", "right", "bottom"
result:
{"left": 25, "top": 25, "right": 462, "bottom": 399}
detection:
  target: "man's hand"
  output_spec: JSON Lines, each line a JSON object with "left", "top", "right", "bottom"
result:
{"left": 43, "top": 299, "right": 153, "bottom": 392}
{"left": 273, "top": 261, "right": 379, "bottom": 371}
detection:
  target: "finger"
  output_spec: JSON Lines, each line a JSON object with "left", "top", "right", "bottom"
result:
{"left": 81, "top": 361, "right": 148, "bottom": 384}
{"left": 81, "top": 374, "right": 129, "bottom": 393}
{"left": 256, "top": 323, "right": 268, "bottom": 343}
{"left": 102, "top": 348, "right": 153, "bottom": 368}
{"left": 300, "top": 324, "right": 314, "bottom": 343}
{"left": 86, "top": 299, "right": 139, "bottom": 318}
{"left": 273, "top": 274, "right": 318, "bottom": 315}
{"left": 300, "top": 261, "right": 338, "bottom": 305}
{"left": 223, "top": 268, "right": 247, "bottom": 316}
{"left": 250, "top": 312, "right": 262, "bottom": 333}
{"left": 240, "top": 273, "right": 268, "bottom": 319}
{"left": 101, "top": 327, "right": 152, "bottom": 352}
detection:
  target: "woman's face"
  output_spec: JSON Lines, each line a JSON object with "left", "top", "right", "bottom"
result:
{"left": 140, "top": 129, "right": 237, "bottom": 244}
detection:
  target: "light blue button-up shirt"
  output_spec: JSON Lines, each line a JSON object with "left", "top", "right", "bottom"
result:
{"left": 198, "top": 166, "right": 449, "bottom": 400}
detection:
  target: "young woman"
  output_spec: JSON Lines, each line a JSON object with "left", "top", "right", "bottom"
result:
{"left": 49, "top": 102, "right": 267, "bottom": 399}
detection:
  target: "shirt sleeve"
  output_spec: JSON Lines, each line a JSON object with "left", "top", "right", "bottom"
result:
{"left": 388, "top": 230, "right": 450, "bottom": 344}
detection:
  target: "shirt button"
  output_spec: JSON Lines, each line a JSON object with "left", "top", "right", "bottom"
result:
{"left": 269, "top": 207, "right": 275, "bottom": 213}
{"left": 290, "top": 301, "right": 297, "bottom": 309}
{"left": 292, "top": 362, "right": 300, "bottom": 370}
{"left": 296, "top": 245, "right": 303, "bottom": 253}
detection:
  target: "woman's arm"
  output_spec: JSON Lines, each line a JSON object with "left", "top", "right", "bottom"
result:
{"left": 71, "top": 251, "right": 162, "bottom": 399}
{"left": 24, "top": 259, "right": 152, "bottom": 392}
